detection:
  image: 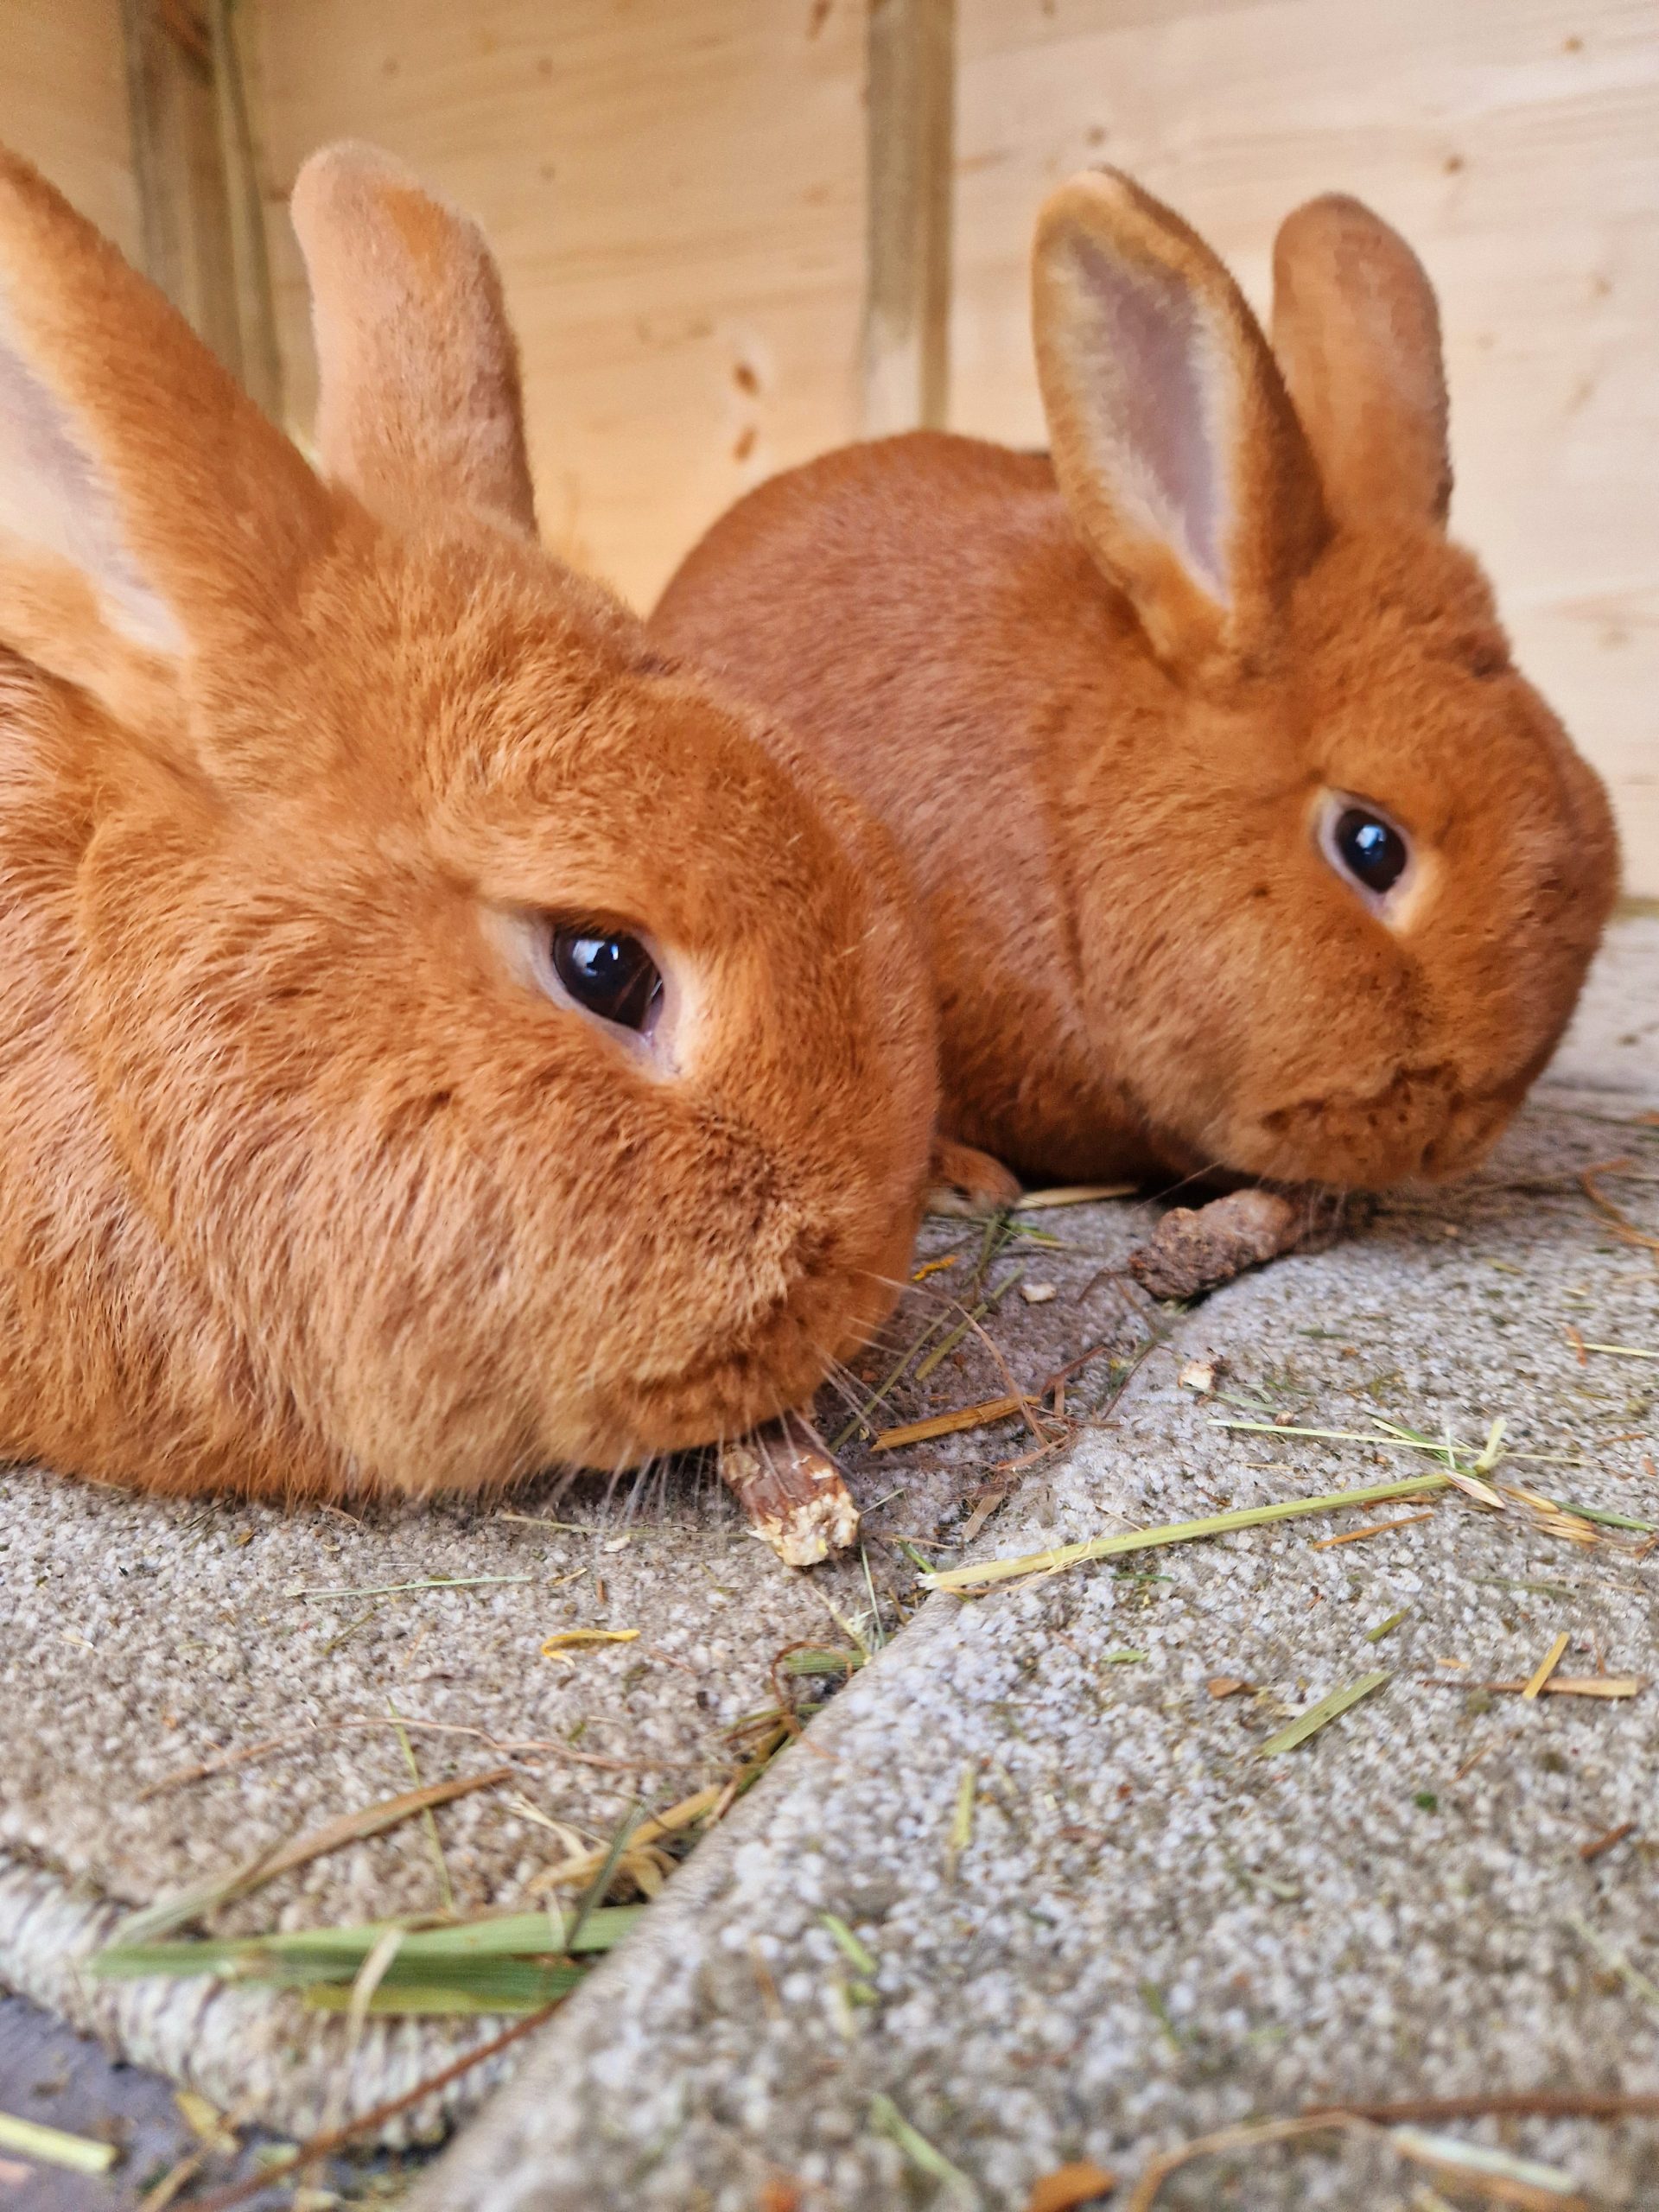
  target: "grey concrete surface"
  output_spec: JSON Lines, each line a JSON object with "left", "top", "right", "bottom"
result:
{"left": 0, "top": 1991, "right": 397, "bottom": 2209}
{"left": 410, "top": 920, "right": 1659, "bottom": 2211}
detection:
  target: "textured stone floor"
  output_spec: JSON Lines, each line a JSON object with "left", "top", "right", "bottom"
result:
{"left": 6, "top": 924, "right": 1659, "bottom": 2209}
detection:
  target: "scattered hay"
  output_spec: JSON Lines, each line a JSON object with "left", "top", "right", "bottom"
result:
{"left": 115, "top": 1768, "right": 516, "bottom": 1946}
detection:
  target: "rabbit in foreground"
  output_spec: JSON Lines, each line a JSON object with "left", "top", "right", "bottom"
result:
{"left": 654, "top": 172, "right": 1618, "bottom": 1193}
{"left": 0, "top": 141, "right": 938, "bottom": 1510}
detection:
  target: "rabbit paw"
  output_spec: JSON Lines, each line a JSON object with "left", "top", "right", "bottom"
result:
{"left": 926, "top": 1136, "right": 1024, "bottom": 1217}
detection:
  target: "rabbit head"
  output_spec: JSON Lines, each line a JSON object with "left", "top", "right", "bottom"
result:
{"left": 1031, "top": 172, "right": 1617, "bottom": 1186}
{"left": 0, "top": 143, "right": 935, "bottom": 1497}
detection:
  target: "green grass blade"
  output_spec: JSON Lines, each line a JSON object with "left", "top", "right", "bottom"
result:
{"left": 1259, "top": 1671, "right": 1391, "bottom": 1756}
{"left": 923, "top": 1476, "right": 1449, "bottom": 1592}
{"left": 87, "top": 1904, "right": 643, "bottom": 1984}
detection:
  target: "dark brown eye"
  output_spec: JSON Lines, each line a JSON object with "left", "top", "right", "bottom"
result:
{"left": 550, "top": 929, "right": 663, "bottom": 1033}
{"left": 1332, "top": 807, "right": 1409, "bottom": 897}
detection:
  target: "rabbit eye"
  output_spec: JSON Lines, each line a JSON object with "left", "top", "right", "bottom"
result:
{"left": 1333, "top": 808, "right": 1408, "bottom": 895}
{"left": 1318, "top": 795, "right": 1414, "bottom": 913}
{"left": 550, "top": 928, "right": 664, "bottom": 1034}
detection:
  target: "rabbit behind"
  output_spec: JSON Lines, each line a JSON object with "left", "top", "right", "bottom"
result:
{"left": 0, "top": 142, "right": 937, "bottom": 1503}
{"left": 653, "top": 172, "right": 1618, "bottom": 1192}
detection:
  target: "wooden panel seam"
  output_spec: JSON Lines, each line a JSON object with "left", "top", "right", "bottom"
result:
{"left": 863, "top": 0, "right": 957, "bottom": 435}
{"left": 121, "top": 0, "right": 282, "bottom": 418}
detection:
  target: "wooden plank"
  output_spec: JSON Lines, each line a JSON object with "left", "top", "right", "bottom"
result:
{"left": 121, "top": 0, "right": 282, "bottom": 415}
{"left": 863, "top": 0, "right": 957, "bottom": 435}
{"left": 952, "top": 0, "right": 1659, "bottom": 888}
{"left": 251, "top": 0, "right": 868, "bottom": 610}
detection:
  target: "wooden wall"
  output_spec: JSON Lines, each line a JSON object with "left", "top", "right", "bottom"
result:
{"left": 251, "top": 0, "right": 868, "bottom": 613}
{"left": 4, "top": 1, "right": 1655, "bottom": 888}
{"left": 954, "top": 0, "right": 1659, "bottom": 891}
{"left": 0, "top": 0, "right": 137, "bottom": 257}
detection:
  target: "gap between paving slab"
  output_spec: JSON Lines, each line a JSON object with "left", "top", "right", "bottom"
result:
{"left": 410, "top": 919, "right": 1659, "bottom": 2210}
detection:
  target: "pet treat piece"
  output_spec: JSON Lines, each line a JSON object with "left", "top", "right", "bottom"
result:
{"left": 654, "top": 172, "right": 1617, "bottom": 1196}
{"left": 0, "top": 141, "right": 938, "bottom": 1513}
{"left": 1129, "top": 1185, "right": 1373, "bottom": 1300}
{"left": 717, "top": 1410, "right": 860, "bottom": 1567}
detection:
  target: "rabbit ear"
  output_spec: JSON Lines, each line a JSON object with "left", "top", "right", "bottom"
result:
{"left": 1033, "top": 168, "right": 1326, "bottom": 671}
{"left": 0, "top": 143, "right": 331, "bottom": 742}
{"left": 1271, "top": 194, "right": 1450, "bottom": 532}
{"left": 291, "top": 143, "right": 537, "bottom": 539}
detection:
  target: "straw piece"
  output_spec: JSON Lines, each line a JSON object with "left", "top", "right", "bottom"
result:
{"left": 524, "top": 1784, "right": 723, "bottom": 1897}
{"left": 1212, "top": 1416, "right": 1584, "bottom": 1471}
{"left": 285, "top": 1575, "right": 536, "bottom": 1600}
{"left": 1522, "top": 1632, "right": 1571, "bottom": 1701}
{"left": 1567, "top": 1913, "right": 1659, "bottom": 2014}
{"left": 1389, "top": 2128, "right": 1587, "bottom": 2209}
{"left": 1312, "top": 1511, "right": 1434, "bottom": 1550}
{"left": 951, "top": 1766, "right": 976, "bottom": 1853}
{"left": 1483, "top": 1677, "right": 1641, "bottom": 1700}
{"left": 0, "top": 2113, "right": 118, "bottom": 2176}
{"left": 1554, "top": 1500, "right": 1656, "bottom": 1535}
{"left": 1014, "top": 1183, "right": 1137, "bottom": 1210}
{"left": 302, "top": 1962, "right": 582, "bottom": 2015}
{"left": 819, "top": 1912, "right": 877, "bottom": 1976}
{"left": 1125, "top": 2115, "right": 1355, "bottom": 2211}
{"left": 923, "top": 1475, "right": 1449, "bottom": 1593}
{"left": 868, "top": 2094, "right": 976, "bottom": 2201}
{"left": 115, "top": 1768, "right": 513, "bottom": 1945}
{"left": 874, "top": 1395, "right": 1022, "bottom": 1450}
{"left": 540, "top": 1629, "right": 639, "bottom": 1655}
{"left": 914, "top": 1268, "right": 1027, "bottom": 1382}
{"left": 944, "top": 1762, "right": 977, "bottom": 1882}
{"left": 1579, "top": 1821, "right": 1637, "bottom": 1862}
{"left": 1258, "top": 1671, "right": 1390, "bottom": 1756}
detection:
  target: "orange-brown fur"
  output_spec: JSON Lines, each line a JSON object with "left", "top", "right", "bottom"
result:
{"left": 654, "top": 175, "right": 1618, "bottom": 1190}
{"left": 0, "top": 143, "right": 937, "bottom": 1502}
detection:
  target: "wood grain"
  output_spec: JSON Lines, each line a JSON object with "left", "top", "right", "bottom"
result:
{"left": 251, "top": 0, "right": 868, "bottom": 609}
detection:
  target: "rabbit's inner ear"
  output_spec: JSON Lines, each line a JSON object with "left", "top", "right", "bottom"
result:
{"left": 1035, "top": 168, "right": 1327, "bottom": 671}
{"left": 1065, "top": 238, "right": 1230, "bottom": 604}
{"left": 0, "top": 308, "right": 182, "bottom": 659}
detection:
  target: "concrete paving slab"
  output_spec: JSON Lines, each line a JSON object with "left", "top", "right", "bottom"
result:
{"left": 411, "top": 922, "right": 1659, "bottom": 2210}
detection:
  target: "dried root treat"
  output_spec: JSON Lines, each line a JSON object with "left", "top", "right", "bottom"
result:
{"left": 718, "top": 1411, "right": 860, "bottom": 1567}
{"left": 1128, "top": 1187, "right": 1370, "bottom": 1301}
